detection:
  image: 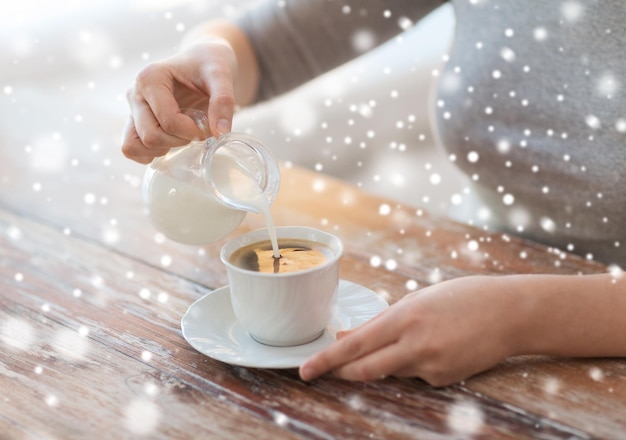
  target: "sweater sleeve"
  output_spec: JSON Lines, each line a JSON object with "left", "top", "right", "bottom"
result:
{"left": 236, "top": 0, "right": 447, "bottom": 103}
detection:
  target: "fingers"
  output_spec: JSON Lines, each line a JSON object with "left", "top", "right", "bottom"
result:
{"left": 123, "top": 78, "right": 234, "bottom": 164}
{"left": 332, "top": 341, "right": 414, "bottom": 381}
{"left": 120, "top": 118, "right": 163, "bottom": 164}
{"left": 122, "top": 63, "right": 203, "bottom": 163}
{"left": 121, "top": 101, "right": 190, "bottom": 163}
{"left": 206, "top": 64, "right": 236, "bottom": 136}
{"left": 142, "top": 82, "right": 205, "bottom": 141}
{"left": 133, "top": 63, "right": 204, "bottom": 139}
{"left": 299, "top": 309, "right": 400, "bottom": 381}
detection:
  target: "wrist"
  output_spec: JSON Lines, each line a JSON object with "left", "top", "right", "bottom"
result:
{"left": 499, "top": 274, "right": 552, "bottom": 357}
{"left": 501, "top": 273, "right": 626, "bottom": 358}
{"left": 491, "top": 274, "right": 572, "bottom": 357}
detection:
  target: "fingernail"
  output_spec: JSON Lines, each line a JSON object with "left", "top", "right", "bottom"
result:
{"left": 217, "top": 118, "right": 231, "bottom": 135}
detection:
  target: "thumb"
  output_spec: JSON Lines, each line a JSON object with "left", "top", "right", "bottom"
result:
{"left": 207, "top": 81, "right": 236, "bottom": 136}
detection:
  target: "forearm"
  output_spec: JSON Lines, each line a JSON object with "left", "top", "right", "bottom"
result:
{"left": 234, "top": 0, "right": 446, "bottom": 102}
{"left": 510, "top": 272, "right": 626, "bottom": 358}
{"left": 181, "top": 20, "right": 260, "bottom": 107}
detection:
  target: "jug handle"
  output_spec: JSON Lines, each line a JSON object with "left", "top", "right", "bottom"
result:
{"left": 181, "top": 108, "right": 213, "bottom": 140}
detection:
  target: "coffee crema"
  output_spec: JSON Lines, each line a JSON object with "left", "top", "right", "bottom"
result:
{"left": 229, "top": 238, "right": 331, "bottom": 274}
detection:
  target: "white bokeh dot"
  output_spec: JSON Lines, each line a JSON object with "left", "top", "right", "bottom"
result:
{"left": 447, "top": 402, "right": 484, "bottom": 435}
{"left": 467, "top": 151, "right": 479, "bottom": 163}
{"left": 124, "top": 399, "right": 161, "bottom": 436}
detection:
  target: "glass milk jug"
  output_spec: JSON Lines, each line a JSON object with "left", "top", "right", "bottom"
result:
{"left": 142, "top": 110, "right": 280, "bottom": 245}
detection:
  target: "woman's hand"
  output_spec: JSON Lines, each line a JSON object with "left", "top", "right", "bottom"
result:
{"left": 300, "top": 272, "right": 626, "bottom": 386}
{"left": 300, "top": 275, "right": 525, "bottom": 387}
{"left": 121, "top": 39, "right": 238, "bottom": 164}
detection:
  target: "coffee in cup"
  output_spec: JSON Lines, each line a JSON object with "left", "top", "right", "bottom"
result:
{"left": 228, "top": 238, "right": 332, "bottom": 274}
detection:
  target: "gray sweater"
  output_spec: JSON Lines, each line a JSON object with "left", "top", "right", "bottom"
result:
{"left": 239, "top": 0, "right": 626, "bottom": 266}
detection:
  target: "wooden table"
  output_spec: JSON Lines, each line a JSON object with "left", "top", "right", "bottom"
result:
{"left": 2, "top": 126, "right": 625, "bottom": 439}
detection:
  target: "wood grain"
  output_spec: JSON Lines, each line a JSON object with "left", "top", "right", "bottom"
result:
{"left": 1, "top": 206, "right": 593, "bottom": 439}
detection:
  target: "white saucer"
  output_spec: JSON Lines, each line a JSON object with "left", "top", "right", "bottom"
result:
{"left": 181, "top": 280, "right": 389, "bottom": 369}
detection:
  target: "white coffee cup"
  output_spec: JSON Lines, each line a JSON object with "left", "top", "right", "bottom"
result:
{"left": 220, "top": 226, "right": 343, "bottom": 346}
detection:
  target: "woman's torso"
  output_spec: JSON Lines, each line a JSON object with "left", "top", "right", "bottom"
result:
{"left": 435, "top": 0, "right": 626, "bottom": 265}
